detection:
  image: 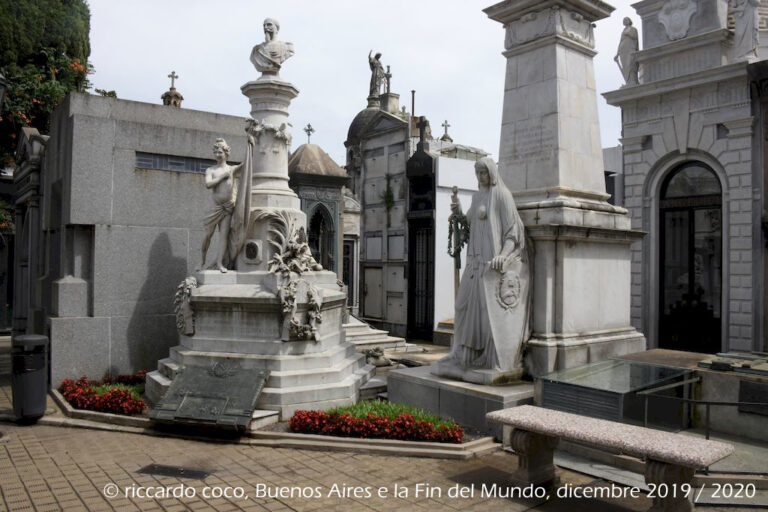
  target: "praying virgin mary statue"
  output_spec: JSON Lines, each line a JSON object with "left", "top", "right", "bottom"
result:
{"left": 431, "top": 157, "right": 531, "bottom": 385}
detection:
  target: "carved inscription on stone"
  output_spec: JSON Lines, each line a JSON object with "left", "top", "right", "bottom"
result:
{"left": 510, "top": 124, "right": 555, "bottom": 164}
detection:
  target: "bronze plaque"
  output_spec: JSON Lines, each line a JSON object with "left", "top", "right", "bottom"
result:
{"left": 150, "top": 362, "right": 270, "bottom": 430}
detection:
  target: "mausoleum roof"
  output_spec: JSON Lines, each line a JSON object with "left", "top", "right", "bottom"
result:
{"left": 289, "top": 144, "right": 347, "bottom": 178}
{"left": 346, "top": 106, "right": 379, "bottom": 145}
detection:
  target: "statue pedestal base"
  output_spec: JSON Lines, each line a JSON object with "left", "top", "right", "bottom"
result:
{"left": 388, "top": 365, "right": 533, "bottom": 438}
{"left": 431, "top": 359, "right": 523, "bottom": 385}
{"left": 146, "top": 270, "right": 374, "bottom": 420}
{"left": 520, "top": 205, "right": 647, "bottom": 377}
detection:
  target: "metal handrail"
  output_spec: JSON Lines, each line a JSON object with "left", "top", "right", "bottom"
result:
{"left": 640, "top": 380, "right": 768, "bottom": 439}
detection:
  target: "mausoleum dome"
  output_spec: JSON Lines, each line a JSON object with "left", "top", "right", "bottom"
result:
{"left": 289, "top": 144, "right": 347, "bottom": 178}
{"left": 346, "top": 106, "right": 379, "bottom": 145}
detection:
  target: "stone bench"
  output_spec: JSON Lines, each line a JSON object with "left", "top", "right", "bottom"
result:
{"left": 487, "top": 405, "right": 734, "bottom": 512}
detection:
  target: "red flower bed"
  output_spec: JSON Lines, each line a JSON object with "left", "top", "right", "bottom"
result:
{"left": 289, "top": 410, "right": 463, "bottom": 444}
{"left": 59, "top": 375, "right": 146, "bottom": 416}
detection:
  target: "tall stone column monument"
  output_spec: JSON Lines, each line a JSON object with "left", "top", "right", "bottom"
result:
{"left": 484, "top": 0, "right": 646, "bottom": 375}
{"left": 145, "top": 19, "right": 373, "bottom": 423}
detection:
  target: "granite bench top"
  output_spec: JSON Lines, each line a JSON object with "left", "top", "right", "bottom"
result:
{"left": 487, "top": 405, "right": 734, "bottom": 469}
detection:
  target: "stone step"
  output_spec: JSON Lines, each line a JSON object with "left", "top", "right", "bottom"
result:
{"left": 350, "top": 336, "right": 407, "bottom": 351}
{"left": 345, "top": 330, "right": 393, "bottom": 342}
{"left": 169, "top": 343, "right": 359, "bottom": 372}
{"left": 247, "top": 410, "right": 280, "bottom": 431}
{"left": 180, "top": 330, "right": 343, "bottom": 356}
{"left": 342, "top": 323, "right": 375, "bottom": 335}
{"left": 259, "top": 365, "right": 375, "bottom": 407}
{"left": 157, "top": 358, "right": 181, "bottom": 380}
{"left": 259, "top": 367, "right": 376, "bottom": 420}
{"left": 267, "top": 355, "right": 367, "bottom": 388}
{"left": 145, "top": 370, "right": 171, "bottom": 405}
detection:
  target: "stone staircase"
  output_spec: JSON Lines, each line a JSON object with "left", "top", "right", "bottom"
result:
{"left": 343, "top": 316, "right": 406, "bottom": 351}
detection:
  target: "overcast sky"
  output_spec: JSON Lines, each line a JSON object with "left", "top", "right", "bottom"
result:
{"left": 87, "top": 0, "right": 636, "bottom": 164}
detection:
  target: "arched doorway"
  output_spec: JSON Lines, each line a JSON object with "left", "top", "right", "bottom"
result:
{"left": 308, "top": 205, "right": 334, "bottom": 271}
{"left": 659, "top": 162, "right": 722, "bottom": 353}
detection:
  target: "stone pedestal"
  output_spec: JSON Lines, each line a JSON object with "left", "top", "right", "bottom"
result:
{"left": 485, "top": 0, "right": 646, "bottom": 376}
{"left": 147, "top": 271, "right": 374, "bottom": 418}
{"left": 241, "top": 78, "right": 300, "bottom": 206}
{"left": 387, "top": 365, "right": 534, "bottom": 438}
{"left": 238, "top": 77, "right": 305, "bottom": 273}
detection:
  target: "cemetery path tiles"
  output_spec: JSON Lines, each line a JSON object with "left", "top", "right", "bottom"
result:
{"left": 0, "top": 421, "right": 750, "bottom": 512}
{"left": 0, "top": 374, "right": 755, "bottom": 511}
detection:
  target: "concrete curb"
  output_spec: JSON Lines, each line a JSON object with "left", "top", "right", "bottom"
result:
{"left": 247, "top": 430, "right": 501, "bottom": 459}
{"left": 1, "top": 391, "right": 501, "bottom": 459}
{"left": 50, "top": 389, "right": 153, "bottom": 428}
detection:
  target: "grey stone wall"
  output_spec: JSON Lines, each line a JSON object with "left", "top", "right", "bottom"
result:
{"left": 37, "top": 93, "right": 249, "bottom": 382}
{"left": 616, "top": 71, "right": 761, "bottom": 352}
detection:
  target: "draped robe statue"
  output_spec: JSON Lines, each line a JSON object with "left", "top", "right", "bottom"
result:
{"left": 432, "top": 157, "right": 531, "bottom": 384}
{"left": 730, "top": 0, "right": 760, "bottom": 62}
{"left": 615, "top": 17, "right": 639, "bottom": 86}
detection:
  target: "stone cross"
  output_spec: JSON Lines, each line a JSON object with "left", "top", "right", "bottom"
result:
{"left": 442, "top": 120, "right": 451, "bottom": 137}
{"left": 417, "top": 116, "right": 429, "bottom": 143}
{"left": 168, "top": 71, "right": 178, "bottom": 89}
{"left": 385, "top": 66, "right": 392, "bottom": 94}
{"left": 303, "top": 123, "right": 315, "bottom": 144}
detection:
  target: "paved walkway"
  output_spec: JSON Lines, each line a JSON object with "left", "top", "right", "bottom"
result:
{"left": 0, "top": 347, "right": 757, "bottom": 512}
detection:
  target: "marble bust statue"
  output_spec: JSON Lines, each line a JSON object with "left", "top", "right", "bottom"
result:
{"left": 250, "top": 18, "right": 295, "bottom": 75}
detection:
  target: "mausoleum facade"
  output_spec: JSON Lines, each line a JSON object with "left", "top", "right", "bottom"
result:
{"left": 605, "top": 0, "right": 768, "bottom": 354}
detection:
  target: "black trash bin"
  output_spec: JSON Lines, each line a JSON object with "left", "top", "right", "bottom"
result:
{"left": 11, "top": 334, "right": 49, "bottom": 423}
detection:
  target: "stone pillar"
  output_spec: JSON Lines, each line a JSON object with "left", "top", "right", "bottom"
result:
{"left": 485, "top": 0, "right": 646, "bottom": 376}
{"left": 241, "top": 77, "right": 301, "bottom": 210}
{"left": 239, "top": 76, "right": 305, "bottom": 272}
{"left": 486, "top": 0, "right": 610, "bottom": 205}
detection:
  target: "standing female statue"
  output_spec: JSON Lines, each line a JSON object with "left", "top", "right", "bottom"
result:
{"left": 615, "top": 17, "right": 639, "bottom": 86}
{"left": 368, "top": 51, "right": 385, "bottom": 97}
{"left": 432, "top": 157, "right": 530, "bottom": 384}
{"left": 730, "top": 0, "right": 760, "bottom": 61}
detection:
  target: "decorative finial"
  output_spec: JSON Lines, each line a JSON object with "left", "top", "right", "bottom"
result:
{"left": 385, "top": 65, "right": 392, "bottom": 94}
{"left": 168, "top": 71, "right": 179, "bottom": 89}
{"left": 304, "top": 123, "right": 315, "bottom": 144}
